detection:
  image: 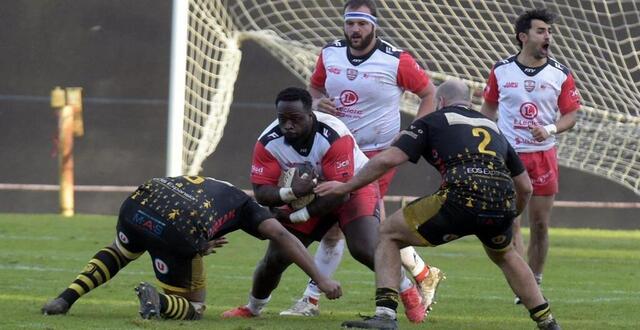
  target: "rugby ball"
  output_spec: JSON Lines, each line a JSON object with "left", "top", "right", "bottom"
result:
{"left": 278, "top": 165, "right": 317, "bottom": 210}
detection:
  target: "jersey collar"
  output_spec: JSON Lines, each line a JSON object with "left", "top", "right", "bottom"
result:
{"left": 347, "top": 39, "right": 380, "bottom": 66}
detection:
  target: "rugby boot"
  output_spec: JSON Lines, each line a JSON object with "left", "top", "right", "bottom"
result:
{"left": 399, "top": 285, "right": 426, "bottom": 323}
{"left": 341, "top": 315, "right": 398, "bottom": 330}
{"left": 537, "top": 316, "right": 561, "bottom": 330}
{"left": 279, "top": 296, "right": 320, "bottom": 316}
{"left": 416, "top": 266, "right": 445, "bottom": 311}
{"left": 221, "top": 305, "right": 258, "bottom": 318}
{"left": 41, "top": 297, "right": 70, "bottom": 315}
{"left": 135, "top": 282, "right": 161, "bottom": 319}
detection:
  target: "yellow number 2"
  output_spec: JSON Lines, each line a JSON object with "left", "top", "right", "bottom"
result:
{"left": 472, "top": 127, "right": 496, "bottom": 156}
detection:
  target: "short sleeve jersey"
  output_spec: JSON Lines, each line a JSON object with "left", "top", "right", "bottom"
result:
{"left": 130, "top": 176, "right": 269, "bottom": 253}
{"left": 251, "top": 111, "right": 369, "bottom": 185}
{"left": 483, "top": 55, "right": 581, "bottom": 152}
{"left": 394, "top": 106, "right": 526, "bottom": 212}
{"left": 310, "top": 38, "right": 430, "bottom": 152}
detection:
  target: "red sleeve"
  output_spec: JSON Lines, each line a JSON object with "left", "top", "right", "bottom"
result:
{"left": 309, "top": 53, "right": 327, "bottom": 89}
{"left": 396, "top": 52, "right": 429, "bottom": 93}
{"left": 321, "top": 136, "right": 356, "bottom": 182}
{"left": 250, "top": 142, "right": 281, "bottom": 185}
{"left": 557, "top": 72, "right": 581, "bottom": 114}
{"left": 483, "top": 67, "right": 499, "bottom": 104}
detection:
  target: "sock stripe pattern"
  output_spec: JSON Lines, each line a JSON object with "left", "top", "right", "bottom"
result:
{"left": 375, "top": 287, "right": 399, "bottom": 311}
{"left": 160, "top": 293, "right": 197, "bottom": 320}
{"left": 59, "top": 246, "right": 132, "bottom": 305}
{"left": 529, "top": 302, "right": 552, "bottom": 321}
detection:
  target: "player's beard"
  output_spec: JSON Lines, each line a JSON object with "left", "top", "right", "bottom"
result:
{"left": 345, "top": 29, "right": 375, "bottom": 51}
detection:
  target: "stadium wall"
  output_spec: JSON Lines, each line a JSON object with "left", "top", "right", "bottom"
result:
{"left": 0, "top": 1, "right": 637, "bottom": 229}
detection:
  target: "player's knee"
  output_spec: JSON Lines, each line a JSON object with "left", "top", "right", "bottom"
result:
{"left": 485, "top": 246, "right": 510, "bottom": 265}
{"left": 321, "top": 226, "right": 344, "bottom": 247}
{"left": 529, "top": 219, "right": 549, "bottom": 234}
{"left": 347, "top": 241, "right": 375, "bottom": 266}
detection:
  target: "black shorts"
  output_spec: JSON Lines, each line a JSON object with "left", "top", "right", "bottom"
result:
{"left": 403, "top": 193, "right": 515, "bottom": 250}
{"left": 115, "top": 199, "right": 206, "bottom": 293}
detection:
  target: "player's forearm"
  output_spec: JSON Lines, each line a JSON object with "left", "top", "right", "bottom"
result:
{"left": 343, "top": 157, "right": 393, "bottom": 194}
{"left": 253, "top": 184, "right": 286, "bottom": 206}
{"left": 554, "top": 110, "right": 578, "bottom": 134}
{"left": 269, "top": 222, "right": 327, "bottom": 282}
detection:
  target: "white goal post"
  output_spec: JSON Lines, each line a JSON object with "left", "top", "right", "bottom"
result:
{"left": 168, "top": 0, "right": 639, "bottom": 194}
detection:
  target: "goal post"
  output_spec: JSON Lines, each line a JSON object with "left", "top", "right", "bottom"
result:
{"left": 169, "top": 0, "right": 639, "bottom": 194}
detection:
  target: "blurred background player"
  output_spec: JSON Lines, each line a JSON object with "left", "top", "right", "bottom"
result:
{"left": 281, "top": 0, "right": 443, "bottom": 317}
{"left": 318, "top": 80, "right": 560, "bottom": 330}
{"left": 222, "top": 87, "right": 428, "bottom": 323}
{"left": 481, "top": 8, "right": 581, "bottom": 303}
{"left": 41, "top": 176, "right": 341, "bottom": 320}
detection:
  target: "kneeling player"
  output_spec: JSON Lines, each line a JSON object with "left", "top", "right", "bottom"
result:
{"left": 41, "top": 176, "right": 341, "bottom": 320}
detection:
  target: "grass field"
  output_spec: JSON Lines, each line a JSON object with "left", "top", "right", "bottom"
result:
{"left": 1, "top": 213, "right": 638, "bottom": 329}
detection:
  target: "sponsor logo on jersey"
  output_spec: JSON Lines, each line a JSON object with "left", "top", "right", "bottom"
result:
{"left": 519, "top": 102, "right": 538, "bottom": 119}
{"left": 339, "top": 90, "right": 359, "bottom": 106}
{"left": 524, "top": 80, "right": 536, "bottom": 92}
{"left": 346, "top": 68, "right": 358, "bottom": 80}
{"left": 327, "top": 66, "right": 341, "bottom": 75}
{"left": 336, "top": 159, "right": 350, "bottom": 169}
{"left": 503, "top": 81, "right": 518, "bottom": 88}
{"left": 524, "top": 67, "right": 536, "bottom": 73}
{"left": 132, "top": 210, "right": 166, "bottom": 236}
{"left": 154, "top": 258, "right": 169, "bottom": 274}
{"left": 118, "top": 231, "right": 129, "bottom": 244}
{"left": 208, "top": 209, "right": 236, "bottom": 237}
{"left": 515, "top": 136, "right": 541, "bottom": 145}
{"left": 251, "top": 165, "right": 264, "bottom": 175}
{"left": 570, "top": 88, "right": 580, "bottom": 99}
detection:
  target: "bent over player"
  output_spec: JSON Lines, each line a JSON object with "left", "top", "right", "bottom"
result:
{"left": 317, "top": 80, "right": 560, "bottom": 330}
{"left": 41, "top": 176, "right": 341, "bottom": 320}
{"left": 222, "top": 87, "right": 428, "bottom": 322}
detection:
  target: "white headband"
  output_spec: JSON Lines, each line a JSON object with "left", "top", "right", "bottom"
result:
{"left": 344, "top": 12, "right": 378, "bottom": 26}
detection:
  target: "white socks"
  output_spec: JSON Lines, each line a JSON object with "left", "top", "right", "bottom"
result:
{"left": 376, "top": 306, "right": 397, "bottom": 320}
{"left": 303, "top": 238, "right": 346, "bottom": 300}
{"left": 247, "top": 294, "right": 271, "bottom": 315}
{"left": 400, "top": 246, "right": 427, "bottom": 278}
{"left": 399, "top": 268, "right": 414, "bottom": 292}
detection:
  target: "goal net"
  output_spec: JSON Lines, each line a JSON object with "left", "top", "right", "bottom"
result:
{"left": 174, "top": 0, "right": 640, "bottom": 194}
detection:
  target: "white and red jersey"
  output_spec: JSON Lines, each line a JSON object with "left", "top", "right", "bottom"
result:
{"left": 483, "top": 55, "right": 581, "bottom": 152}
{"left": 310, "top": 38, "right": 430, "bottom": 152}
{"left": 251, "top": 111, "right": 369, "bottom": 186}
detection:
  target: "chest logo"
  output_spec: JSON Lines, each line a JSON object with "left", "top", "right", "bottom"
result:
{"left": 524, "top": 80, "right": 536, "bottom": 92}
{"left": 346, "top": 68, "right": 358, "bottom": 80}
{"left": 340, "top": 90, "right": 359, "bottom": 106}
{"left": 519, "top": 102, "right": 538, "bottom": 119}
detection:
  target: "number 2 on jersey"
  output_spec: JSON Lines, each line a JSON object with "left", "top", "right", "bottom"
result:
{"left": 472, "top": 127, "right": 496, "bottom": 156}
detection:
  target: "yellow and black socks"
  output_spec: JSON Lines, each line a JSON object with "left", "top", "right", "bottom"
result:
{"left": 58, "top": 246, "right": 132, "bottom": 306}
{"left": 375, "top": 287, "right": 399, "bottom": 318}
{"left": 158, "top": 293, "right": 199, "bottom": 320}
{"left": 529, "top": 302, "right": 553, "bottom": 322}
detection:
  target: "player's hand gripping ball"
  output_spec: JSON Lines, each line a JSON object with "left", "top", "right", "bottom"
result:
{"left": 278, "top": 164, "right": 318, "bottom": 209}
